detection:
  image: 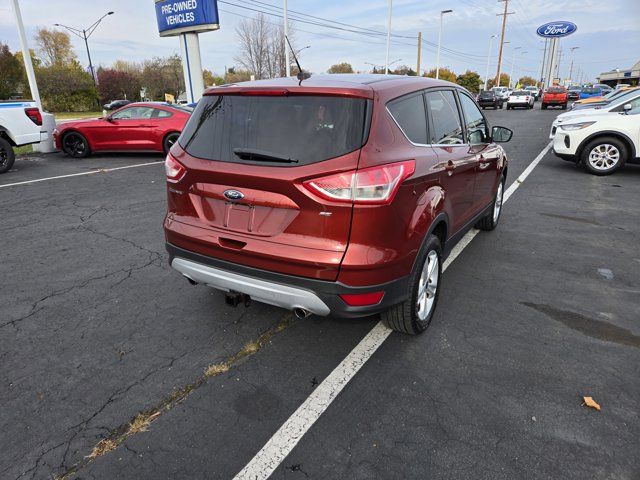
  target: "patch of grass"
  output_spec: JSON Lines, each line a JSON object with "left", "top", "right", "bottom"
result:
{"left": 13, "top": 144, "right": 33, "bottom": 155}
{"left": 54, "top": 111, "right": 102, "bottom": 121}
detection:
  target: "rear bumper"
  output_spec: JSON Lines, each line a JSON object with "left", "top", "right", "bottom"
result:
{"left": 167, "top": 243, "right": 410, "bottom": 318}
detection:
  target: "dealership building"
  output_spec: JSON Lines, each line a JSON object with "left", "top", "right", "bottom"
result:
{"left": 598, "top": 60, "right": 640, "bottom": 87}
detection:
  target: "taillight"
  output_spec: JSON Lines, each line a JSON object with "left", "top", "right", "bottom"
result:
{"left": 165, "top": 154, "right": 186, "bottom": 183}
{"left": 303, "top": 160, "right": 415, "bottom": 205}
{"left": 24, "top": 107, "right": 42, "bottom": 126}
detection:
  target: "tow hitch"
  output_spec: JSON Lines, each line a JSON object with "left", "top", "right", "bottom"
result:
{"left": 225, "top": 291, "right": 251, "bottom": 308}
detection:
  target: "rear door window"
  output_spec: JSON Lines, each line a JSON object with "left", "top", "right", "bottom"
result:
{"left": 425, "top": 90, "right": 464, "bottom": 145}
{"left": 179, "top": 95, "right": 371, "bottom": 166}
{"left": 387, "top": 93, "right": 428, "bottom": 144}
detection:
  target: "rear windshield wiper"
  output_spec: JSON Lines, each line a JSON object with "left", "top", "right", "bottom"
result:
{"left": 233, "top": 148, "right": 299, "bottom": 163}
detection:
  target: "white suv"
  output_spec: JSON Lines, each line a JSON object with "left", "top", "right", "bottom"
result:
{"left": 552, "top": 103, "right": 640, "bottom": 175}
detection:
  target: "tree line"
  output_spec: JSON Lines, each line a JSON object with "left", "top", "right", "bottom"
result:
{"left": 0, "top": 18, "right": 541, "bottom": 112}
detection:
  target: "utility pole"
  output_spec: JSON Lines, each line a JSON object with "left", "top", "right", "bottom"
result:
{"left": 539, "top": 39, "right": 548, "bottom": 86}
{"left": 494, "top": 0, "right": 514, "bottom": 87}
{"left": 416, "top": 31, "right": 422, "bottom": 76}
{"left": 284, "top": 0, "right": 290, "bottom": 76}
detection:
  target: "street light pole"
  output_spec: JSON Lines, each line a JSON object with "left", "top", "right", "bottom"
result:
{"left": 385, "top": 0, "right": 392, "bottom": 74}
{"left": 55, "top": 11, "right": 114, "bottom": 86}
{"left": 435, "top": 9, "right": 453, "bottom": 79}
{"left": 509, "top": 46, "right": 521, "bottom": 88}
{"left": 484, "top": 34, "right": 497, "bottom": 90}
{"left": 568, "top": 46, "right": 579, "bottom": 83}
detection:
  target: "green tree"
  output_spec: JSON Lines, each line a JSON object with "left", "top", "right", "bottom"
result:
{"left": 0, "top": 44, "right": 23, "bottom": 99}
{"left": 203, "top": 68, "right": 225, "bottom": 87}
{"left": 327, "top": 62, "right": 354, "bottom": 74}
{"left": 37, "top": 63, "right": 97, "bottom": 112}
{"left": 517, "top": 76, "right": 538, "bottom": 87}
{"left": 140, "top": 55, "right": 185, "bottom": 100}
{"left": 423, "top": 68, "right": 457, "bottom": 83}
{"left": 34, "top": 28, "right": 77, "bottom": 66}
{"left": 456, "top": 70, "right": 482, "bottom": 93}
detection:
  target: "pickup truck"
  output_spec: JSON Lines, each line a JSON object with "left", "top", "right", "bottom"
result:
{"left": 541, "top": 86, "right": 568, "bottom": 110}
{"left": 0, "top": 100, "right": 47, "bottom": 174}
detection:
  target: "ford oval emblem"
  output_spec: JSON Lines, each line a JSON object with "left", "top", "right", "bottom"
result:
{"left": 536, "top": 21, "right": 577, "bottom": 38}
{"left": 224, "top": 189, "right": 244, "bottom": 201}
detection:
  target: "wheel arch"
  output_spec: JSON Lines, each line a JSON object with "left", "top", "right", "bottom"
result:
{"left": 409, "top": 212, "right": 449, "bottom": 277}
{"left": 576, "top": 130, "right": 636, "bottom": 160}
{"left": 60, "top": 129, "right": 93, "bottom": 153}
{"left": 0, "top": 125, "right": 16, "bottom": 146}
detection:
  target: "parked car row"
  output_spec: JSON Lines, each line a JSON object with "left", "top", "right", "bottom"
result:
{"left": 551, "top": 87, "right": 640, "bottom": 175}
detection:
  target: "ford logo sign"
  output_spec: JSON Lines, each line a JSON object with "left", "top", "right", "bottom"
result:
{"left": 223, "top": 189, "right": 244, "bottom": 201}
{"left": 536, "top": 21, "right": 577, "bottom": 38}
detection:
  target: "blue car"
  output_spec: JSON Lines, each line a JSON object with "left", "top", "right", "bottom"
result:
{"left": 579, "top": 86, "right": 602, "bottom": 99}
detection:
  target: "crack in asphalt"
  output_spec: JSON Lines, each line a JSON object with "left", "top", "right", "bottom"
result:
{"left": 52, "top": 313, "right": 295, "bottom": 480}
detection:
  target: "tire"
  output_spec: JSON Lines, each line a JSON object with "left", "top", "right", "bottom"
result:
{"left": 0, "top": 137, "right": 16, "bottom": 174}
{"left": 62, "top": 131, "right": 90, "bottom": 158}
{"left": 381, "top": 234, "right": 442, "bottom": 335}
{"left": 499, "top": 103, "right": 503, "bottom": 109}
{"left": 562, "top": 103, "right": 567, "bottom": 110}
{"left": 541, "top": 104, "right": 547, "bottom": 110}
{"left": 163, "top": 131, "right": 180, "bottom": 154}
{"left": 581, "top": 136, "right": 626, "bottom": 176}
{"left": 476, "top": 174, "right": 505, "bottom": 231}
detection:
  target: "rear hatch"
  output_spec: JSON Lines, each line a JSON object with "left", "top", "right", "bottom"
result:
{"left": 165, "top": 87, "right": 372, "bottom": 281}
{"left": 509, "top": 90, "right": 531, "bottom": 102}
{"left": 545, "top": 87, "right": 567, "bottom": 102}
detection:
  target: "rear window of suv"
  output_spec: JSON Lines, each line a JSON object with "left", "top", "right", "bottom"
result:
{"left": 179, "top": 94, "right": 371, "bottom": 166}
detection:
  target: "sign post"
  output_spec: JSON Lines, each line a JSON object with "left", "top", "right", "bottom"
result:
{"left": 155, "top": 0, "right": 220, "bottom": 104}
{"left": 536, "top": 21, "right": 577, "bottom": 89}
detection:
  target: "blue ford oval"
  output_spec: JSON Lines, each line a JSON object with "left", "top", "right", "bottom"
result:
{"left": 536, "top": 21, "right": 577, "bottom": 38}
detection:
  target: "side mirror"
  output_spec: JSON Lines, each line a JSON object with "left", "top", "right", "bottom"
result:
{"left": 105, "top": 116, "right": 114, "bottom": 123}
{"left": 623, "top": 103, "right": 632, "bottom": 113}
{"left": 492, "top": 126, "right": 513, "bottom": 143}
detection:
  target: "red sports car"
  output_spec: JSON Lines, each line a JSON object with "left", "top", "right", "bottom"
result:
{"left": 53, "top": 102, "right": 192, "bottom": 158}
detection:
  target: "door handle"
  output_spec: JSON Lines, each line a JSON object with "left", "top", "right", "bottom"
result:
{"left": 444, "top": 160, "right": 455, "bottom": 176}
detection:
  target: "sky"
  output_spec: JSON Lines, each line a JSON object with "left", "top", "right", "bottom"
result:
{"left": 1, "top": 0, "right": 639, "bottom": 84}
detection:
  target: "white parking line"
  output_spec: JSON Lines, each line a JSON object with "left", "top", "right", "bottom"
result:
{"left": 0, "top": 161, "right": 163, "bottom": 189}
{"left": 233, "top": 141, "right": 554, "bottom": 480}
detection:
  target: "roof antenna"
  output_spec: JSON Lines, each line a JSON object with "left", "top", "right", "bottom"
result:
{"left": 285, "top": 35, "right": 311, "bottom": 85}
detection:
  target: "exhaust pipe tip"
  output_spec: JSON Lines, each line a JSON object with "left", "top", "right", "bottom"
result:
{"left": 293, "top": 308, "right": 312, "bottom": 319}
{"left": 184, "top": 276, "right": 198, "bottom": 286}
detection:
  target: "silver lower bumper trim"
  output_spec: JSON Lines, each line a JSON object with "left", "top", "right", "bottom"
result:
{"left": 171, "top": 257, "right": 331, "bottom": 316}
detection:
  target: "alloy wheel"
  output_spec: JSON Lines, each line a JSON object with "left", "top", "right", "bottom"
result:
{"left": 493, "top": 181, "right": 504, "bottom": 223}
{"left": 0, "top": 145, "right": 7, "bottom": 168}
{"left": 416, "top": 250, "right": 439, "bottom": 321}
{"left": 63, "top": 134, "right": 86, "bottom": 157}
{"left": 588, "top": 143, "right": 620, "bottom": 171}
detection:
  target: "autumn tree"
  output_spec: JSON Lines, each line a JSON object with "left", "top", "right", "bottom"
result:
{"left": 225, "top": 67, "right": 252, "bottom": 83}
{"left": 203, "top": 69, "right": 225, "bottom": 87}
{"left": 423, "top": 68, "right": 457, "bottom": 83}
{"left": 487, "top": 73, "right": 510, "bottom": 89}
{"left": 0, "top": 43, "right": 23, "bottom": 99}
{"left": 97, "top": 69, "right": 141, "bottom": 103}
{"left": 37, "top": 64, "right": 96, "bottom": 111}
{"left": 391, "top": 65, "right": 417, "bottom": 76}
{"left": 456, "top": 70, "right": 482, "bottom": 93}
{"left": 327, "top": 62, "right": 354, "bottom": 74}
{"left": 34, "top": 28, "right": 77, "bottom": 67}
{"left": 517, "top": 76, "right": 538, "bottom": 87}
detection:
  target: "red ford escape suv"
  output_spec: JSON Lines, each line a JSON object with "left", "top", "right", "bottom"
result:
{"left": 163, "top": 74, "right": 512, "bottom": 335}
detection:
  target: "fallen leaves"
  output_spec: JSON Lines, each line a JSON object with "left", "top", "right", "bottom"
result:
{"left": 582, "top": 396, "right": 601, "bottom": 411}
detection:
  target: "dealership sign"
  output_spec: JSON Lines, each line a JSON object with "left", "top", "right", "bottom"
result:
{"left": 536, "top": 21, "right": 577, "bottom": 38}
{"left": 155, "top": 0, "right": 219, "bottom": 37}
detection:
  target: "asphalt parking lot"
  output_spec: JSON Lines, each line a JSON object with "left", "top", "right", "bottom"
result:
{"left": 2, "top": 106, "right": 639, "bottom": 480}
